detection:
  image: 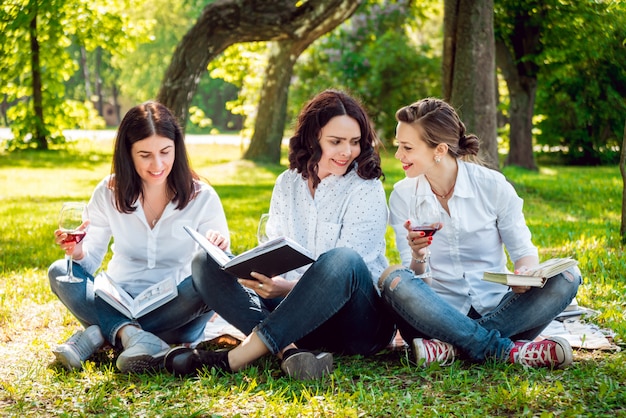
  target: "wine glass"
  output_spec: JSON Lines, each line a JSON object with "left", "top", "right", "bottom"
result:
{"left": 57, "top": 202, "right": 88, "bottom": 283}
{"left": 257, "top": 213, "right": 270, "bottom": 244}
{"left": 409, "top": 188, "right": 441, "bottom": 280}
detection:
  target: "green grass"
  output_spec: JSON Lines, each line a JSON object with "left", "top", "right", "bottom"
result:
{"left": 1, "top": 140, "right": 624, "bottom": 417}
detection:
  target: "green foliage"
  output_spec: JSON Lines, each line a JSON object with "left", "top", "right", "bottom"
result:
{"left": 0, "top": 140, "right": 625, "bottom": 416}
{"left": 0, "top": 0, "right": 150, "bottom": 149}
{"left": 208, "top": 42, "right": 269, "bottom": 138}
{"left": 495, "top": 0, "right": 626, "bottom": 165}
{"left": 290, "top": 0, "right": 442, "bottom": 144}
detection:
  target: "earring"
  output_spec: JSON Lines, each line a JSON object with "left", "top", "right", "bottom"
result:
{"left": 435, "top": 155, "right": 441, "bottom": 164}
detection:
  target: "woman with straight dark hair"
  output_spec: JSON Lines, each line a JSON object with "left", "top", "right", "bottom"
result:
{"left": 164, "top": 89, "right": 396, "bottom": 379}
{"left": 49, "top": 101, "right": 229, "bottom": 373}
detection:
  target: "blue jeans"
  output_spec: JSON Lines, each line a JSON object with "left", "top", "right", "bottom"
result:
{"left": 48, "top": 259, "right": 213, "bottom": 346}
{"left": 191, "top": 247, "right": 396, "bottom": 356}
{"left": 378, "top": 266, "right": 581, "bottom": 361}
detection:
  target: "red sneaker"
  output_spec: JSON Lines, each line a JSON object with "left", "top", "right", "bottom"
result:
{"left": 412, "top": 338, "right": 458, "bottom": 366}
{"left": 509, "top": 337, "right": 573, "bottom": 369}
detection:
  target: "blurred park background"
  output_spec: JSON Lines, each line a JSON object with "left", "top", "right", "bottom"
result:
{"left": 2, "top": 0, "right": 625, "bottom": 169}
{"left": 2, "top": 2, "right": 626, "bottom": 415}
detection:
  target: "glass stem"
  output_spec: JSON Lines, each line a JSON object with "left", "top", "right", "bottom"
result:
{"left": 65, "top": 254, "right": 74, "bottom": 278}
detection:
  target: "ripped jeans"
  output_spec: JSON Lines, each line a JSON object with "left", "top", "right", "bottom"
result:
{"left": 378, "top": 266, "right": 581, "bottom": 361}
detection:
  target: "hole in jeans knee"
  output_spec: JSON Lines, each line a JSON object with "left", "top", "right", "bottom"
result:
{"left": 389, "top": 276, "right": 401, "bottom": 290}
{"left": 563, "top": 270, "right": 574, "bottom": 282}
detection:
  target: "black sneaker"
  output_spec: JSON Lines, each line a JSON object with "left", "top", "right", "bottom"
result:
{"left": 280, "top": 348, "right": 333, "bottom": 380}
{"left": 163, "top": 346, "right": 231, "bottom": 377}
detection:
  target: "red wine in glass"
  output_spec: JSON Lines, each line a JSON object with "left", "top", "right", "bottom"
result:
{"left": 61, "top": 230, "right": 86, "bottom": 244}
{"left": 57, "top": 202, "right": 88, "bottom": 283}
{"left": 411, "top": 226, "right": 438, "bottom": 237}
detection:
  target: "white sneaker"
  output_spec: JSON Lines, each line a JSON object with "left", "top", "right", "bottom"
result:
{"left": 280, "top": 349, "right": 333, "bottom": 380}
{"left": 116, "top": 330, "right": 170, "bottom": 373}
{"left": 53, "top": 325, "right": 104, "bottom": 370}
{"left": 412, "top": 338, "right": 458, "bottom": 367}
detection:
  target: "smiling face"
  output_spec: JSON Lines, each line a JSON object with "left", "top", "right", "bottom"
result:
{"left": 394, "top": 122, "right": 436, "bottom": 178}
{"left": 131, "top": 134, "right": 175, "bottom": 188}
{"left": 316, "top": 115, "right": 362, "bottom": 179}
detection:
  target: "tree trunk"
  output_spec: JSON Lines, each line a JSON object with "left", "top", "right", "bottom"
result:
{"left": 444, "top": 0, "right": 498, "bottom": 169}
{"left": 244, "top": 41, "right": 296, "bottom": 163}
{"left": 95, "top": 47, "right": 103, "bottom": 116}
{"left": 157, "top": 0, "right": 360, "bottom": 129}
{"left": 244, "top": 1, "right": 359, "bottom": 163}
{"left": 493, "top": 4, "right": 545, "bottom": 170}
{"left": 619, "top": 119, "right": 626, "bottom": 244}
{"left": 80, "top": 46, "right": 92, "bottom": 99}
{"left": 496, "top": 39, "right": 537, "bottom": 170}
{"left": 112, "top": 83, "right": 121, "bottom": 125}
{"left": 29, "top": 5, "right": 48, "bottom": 150}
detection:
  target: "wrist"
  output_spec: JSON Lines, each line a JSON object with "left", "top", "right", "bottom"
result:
{"left": 412, "top": 251, "right": 428, "bottom": 264}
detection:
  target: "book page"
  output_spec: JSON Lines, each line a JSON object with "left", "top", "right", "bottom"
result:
{"left": 94, "top": 272, "right": 177, "bottom": 318}
{"left": 133, "top": 277, "right": 177, "bottom": 317}
{"left": 93, "top": 272, "right": 134, "bottom": 317}
{"left": 184, "top": 226, "right": 230, "bottom": 266}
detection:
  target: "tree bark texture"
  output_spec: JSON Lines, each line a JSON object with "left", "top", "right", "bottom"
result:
{"left": 443, "top": 0, "right": 498, "bottom": 169}
{"left": 495, "top": 39, "right": 537, "bottom": 170}
{"left": 244, "top": 41, "right": 297, "bottom": 163}
{"left": 244, "top": 1, "right": 359, "bottom": 163}
{"left": 493, "top": 3, "right": 544, "bottom": 171}
{"left": 29, "top": 5, "right": 47, "bottom": 149}
{"left": 157, "top": 0, "right": 360, "bottom": 129}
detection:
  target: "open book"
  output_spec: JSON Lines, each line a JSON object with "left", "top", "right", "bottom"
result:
{"left": 482, "top": 257, "right": 578, "bottom": 288}
{"left": 93, "top": 271, "right": 178, "bottom": 319}
{"left": 184, "top": 226, "right": 316, "bottom": 280}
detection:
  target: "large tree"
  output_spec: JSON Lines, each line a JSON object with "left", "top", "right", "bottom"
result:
{"left": 157, "top": 0, "right": 361, "bottom": 132}
{"left": 244, "top": 1, "right": 360, "bottom": 163}
{"left": 494, "top": 0, "right": 626, "bottom": 168}
{"left": 493, "top": 1, "right": 542, "bottom": 170}
{"left": 443, "top": 0, "right": 498, "bottom": 169}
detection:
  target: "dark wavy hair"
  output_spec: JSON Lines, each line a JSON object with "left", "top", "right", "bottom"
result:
{"left": 108, "top": 101, "right": 198, "bottom": 213}
{"left": 288, "top": 89, "right": 383, "bottom": 189}
{"left": 395, "top": 97, "right": 481, "bottom": 162}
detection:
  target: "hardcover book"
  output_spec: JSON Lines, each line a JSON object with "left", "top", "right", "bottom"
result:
{"left": 184, "top": 226, "right": 316, "bottom": 280}
{"left": 482, "top": 257, "right": 578, "bottom": 288}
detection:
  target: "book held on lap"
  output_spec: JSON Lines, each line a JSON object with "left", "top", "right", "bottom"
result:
{"left": 482, "top": 257, "right": 578, "bottom": 288}
{"left": 93, "top": 272, "right": 178, "bottom": 319}
{"left": 184, "top": 225, "right": 316, "bottom": 280}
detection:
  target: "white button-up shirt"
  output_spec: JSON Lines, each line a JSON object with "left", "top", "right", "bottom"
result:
{"left": 265, "top": 168, "right": 389, "bottom": 286}
{"left": 77, "top": 175, "right": 229, "bottom": 297}
{"left": 389, "top": 161, "right": 538, "bottom": 315}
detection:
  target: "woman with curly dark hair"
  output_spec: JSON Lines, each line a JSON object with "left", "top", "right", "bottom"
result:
{"left": 165, "top": 89, "right": 395, "bottom": 379}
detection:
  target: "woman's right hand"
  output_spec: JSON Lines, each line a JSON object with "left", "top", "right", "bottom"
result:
{"left": 54, "top": 220, "right": 89, "bottom": 259}
{"left": 404, "top": 219, "right": 436, "bottom": 255}
{"left": 205, "top": 229, "right": 229, "bottom": 250}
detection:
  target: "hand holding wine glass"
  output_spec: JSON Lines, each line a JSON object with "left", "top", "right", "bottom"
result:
{"left": 408, "top": 187, "right": 441, "bottom": 281}
{"left": 56, "top": 202, "right": 89, "bottom": 283}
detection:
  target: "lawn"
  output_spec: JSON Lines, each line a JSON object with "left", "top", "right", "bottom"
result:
{"left": 0, "top": 139, "right": 624, "bottom": 417}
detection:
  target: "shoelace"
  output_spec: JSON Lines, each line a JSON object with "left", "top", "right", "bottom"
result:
{"left": 65, "top": 331, "right": 96, "bottom": 360}
{"left": 516, "top": 341, "right": 557, "bottom": 367}
{"left": 424, "top": 340, "right": 456, "bottom": 366}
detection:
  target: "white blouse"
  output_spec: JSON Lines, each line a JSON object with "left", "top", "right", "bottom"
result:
{"left": 77, "top": 175, "right": 229, "bottom": 297}
{"left": 389, "top": 160, "right": 538, "bottom": 315}
{"left": 265, "top": 168, "right": 389, "bottom": 286}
